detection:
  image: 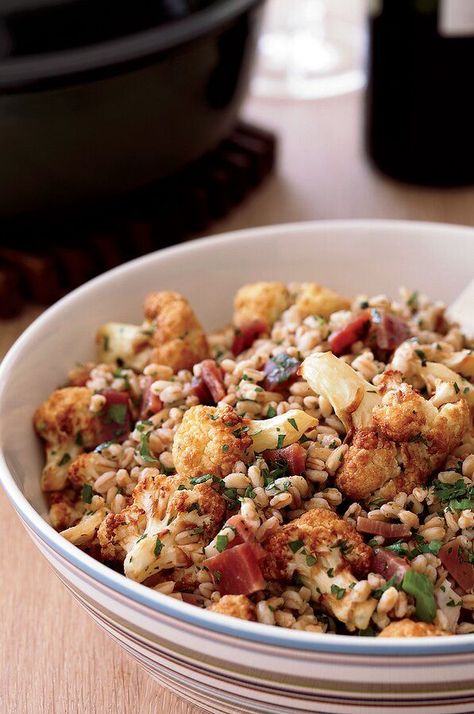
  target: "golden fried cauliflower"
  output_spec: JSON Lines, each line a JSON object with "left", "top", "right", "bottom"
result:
{"left": 96, "top": 290, "right": 209, "bottom": 372}
{"left": 172, "top": 405, "right": 253, "bottom": 479}
{"left": 233, "top": 282, "right": 290, "bottom": 329}
{"left": 67, "top": 451, "right": 112, "bottom": 489}
{"left": 34, "top": 387, "right": 97, "bottom": 491}
{"left": 378, "top": 619, "right": 451, "bottom": 638}
{"left": 61, "top": 507, "right": 108, "bottom": 548}
{"left": 209, "top": 595, "right": 256, "bottom": 621}
{"left": 262, "top": 509, "right": 376, "bottom": 631}
{"left": 48, "top": 489, "right": 84, "bottom": 530}
{"left": 294, "top": 283, "right": 350, "bottom": 320}
{"left": 338, "top": 385, "right": 469, "bottom": 502}
{"left": 302, "top": 353, "right": 471, "bottom": 502}
{"left": 98, "top": 469, "right": 225, "bottom": 582}
{"left": 144, "top": 291, "right": 209, "bottom": 371}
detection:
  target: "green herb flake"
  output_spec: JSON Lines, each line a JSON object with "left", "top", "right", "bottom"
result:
{"left": 327, "top": 567, "right": 334, "bottom": 577}
{"left": 190, "top": 474, "right": 213, "bottom": 485}
{"left": 454, "top": 382, "right": 460, "bottom": 394}
{"left": 407, "top": 291, "right": 419, "bottom": 309}
{"left": 402, "top": 570, "right": 436, "bottom": 623}
{"left": 373, "top": 575, "right": 400, "bottom": 600}
{"left": 306, "top": 554, "right": 317, "bottom": 567}
{"left": 106, "top": 403, "right": 127, "bottom": 426}
{"left": 213, "top": 570, "right": 222, "bottom": 584}
{"left": 81, "top": 483, "right": 93, "bottom": 504}
{"left": 288, "top": 539, "right": 304, "bottom": 554}
{"left": 58, "top": 452, "right": 71, "bottom": 467}
{"left": 154, "top": 537, "right": 164, "bottom": 557}
{"left": 267, "top": 405, "right": 277, "bottom": 418}
{"left": 330, "top": 584, "right": 346, "bottom": 600}
{"left": 277, "top": 434, "right": 285, "bottom": 449}
{"left": 216, "top": 535, "right": 229, "bottom": 553}
{"left": 222, "top": 444, "right": 230, "bottom": 453}
{"left": 75, "top": 432, "right": 84, "bottom": 447}
{"left": 139, "top": 432, "right": 158, "bottom": 463}
{"left": 288, "top": 417, "right": 298, "bottom": 431}
{"left": 358, "top": 626, "right": 375, "bottom": 637}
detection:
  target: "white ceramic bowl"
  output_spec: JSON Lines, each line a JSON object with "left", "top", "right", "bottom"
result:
{"left": 1, "top": 220, "right": 474, "bottom": 714}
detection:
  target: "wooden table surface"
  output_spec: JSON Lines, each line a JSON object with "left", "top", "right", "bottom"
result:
{"left": 2, "top": 86, "right": 474, "bottom": 714}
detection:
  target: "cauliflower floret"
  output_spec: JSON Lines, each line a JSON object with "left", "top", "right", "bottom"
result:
{"left": 48, "top": 489, "right": 84, "bottom": 530}
{"left": 172, "top": 405, "right": 253, "bottom": 480}
{"left": 61, "top": 507, "right": 108, "bottom": 547}
{"left": 294, "top": 283, "right": 350, "bottom": 320}
{"left": 233, "top": 282, "right": 290, "bottom": 329}
{"left": 302, "top": 353, "right": 471, "bottom": 502}
{"left": 34, "top": 387, "right": 97, "bottom": 491}
{"left": 337, "top": 385, "right": 469, "bottom": 502}
{"left": 96, "top": 291, "right": 209, "bottom": 372}
{"left": 67, "top": 451, "right": 113, "bottom": 489}
{"left": 209, "top": 595, "right": 256, "bottom": 621}
{"left": 261, "top": 509, "right": 376, "bottom": 631}
{"left": 98, "top": 469, "right": 226, "bottom": 582}
{"left": 378, "top": 619, "right": 451, "bottom": 638}
{"left": 144, "top": 291, "right": 209, "bottom": 372}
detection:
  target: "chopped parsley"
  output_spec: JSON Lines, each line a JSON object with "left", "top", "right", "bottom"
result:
{"left": 306, "top": 554, "right": 317, "bottom": 567}
{"left": 414, "top": 349, "right": 427, "bottom": 365}
{"left": 373, "top": 575, "right": 400, "bottom": 600}
{"left": 331, "top": 584, "right": 346, "bottom": 600}
{"left": 288, "top": 539, "right": 304, "bottom": 553}
{"left": 454, "top": 382, "right": 460, "bottom": 394}
{"left": 434, "top": 478, "right": 474, "bottom": 511}
{"left": 358, "top": 625, "right": 375, "bottom": 637}
{"left": 267, "top": 405, "right": 277, "bottom": 418}
{"left": 154, "top": 537, "right": 163, "bottom": 556}
{"left": 106, "top": 403, "right": 127, "bottom": 426}
{"left": 139, "top": 432, "right": 158, "bottom": 463}
{"left": 81, "top": 483, "right": 93, "bottom": 504}
{"left": 216, "top": 535, "right": 229, "bottom": 553}
{"left": 190, "top": 474, "right": 214, "bottom": 485}
{"left": 58, "top": 452, "right": 71, "bottom": 467}
{"left": 276, "top": 434, "right": 285, "bottom": 449}
{"left": 222, "top": 444, "right": 230, "bottom": 453}
{"left": 213, "top": 570, "right": 222, "bottom": 584}
{"left": 407, "top": 291, "right": 419, "bottom": 309}
{"left": 287, "top": 417, "right": 298, "bottom": 431}
{"left": 326, "top": 567, "right": 334, "bottom": 577}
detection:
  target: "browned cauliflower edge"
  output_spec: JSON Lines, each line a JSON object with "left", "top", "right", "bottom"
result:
{"left": 209, "top": 595, "right": 256, "bottom": 621}
{"left": 144, "top": 291, "right": 209, "bottom": 371}
{"left": 172, "top": 404, "right": 253, "bottom": 480}
{"left": 233, "top": 282, "right": 290, "bottom": 329}
{"left": 262, "top": 509, "right": 376, "bottom": 630}
{"left": 34, "top": 387, "right": 97, "bottom": 491}
{"left": 378, "top": 619, "right": 451, "bottom": 638}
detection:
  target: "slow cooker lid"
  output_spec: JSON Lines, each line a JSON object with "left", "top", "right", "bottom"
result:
{"left": 0, "top": 0, "right": 217, "bottom": 57}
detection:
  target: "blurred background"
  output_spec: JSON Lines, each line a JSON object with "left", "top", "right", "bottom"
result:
{"left": 1, "top": 0, "right": 474, "bottom": 330}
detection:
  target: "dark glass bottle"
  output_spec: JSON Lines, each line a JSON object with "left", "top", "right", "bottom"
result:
{"left": 365, "top": 0, "right": 474, "bottom": 186}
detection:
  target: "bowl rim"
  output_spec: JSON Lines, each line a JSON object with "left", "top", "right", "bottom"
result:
{"left": 0, "top": 0, "right": 261, "bottom": 91}
{"left": 1, "top": 218, "right": 474, "bottom": 657}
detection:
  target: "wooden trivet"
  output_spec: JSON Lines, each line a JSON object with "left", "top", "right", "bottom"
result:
{"left": 0, "top": 121, "right": 277, "bottom": 319}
